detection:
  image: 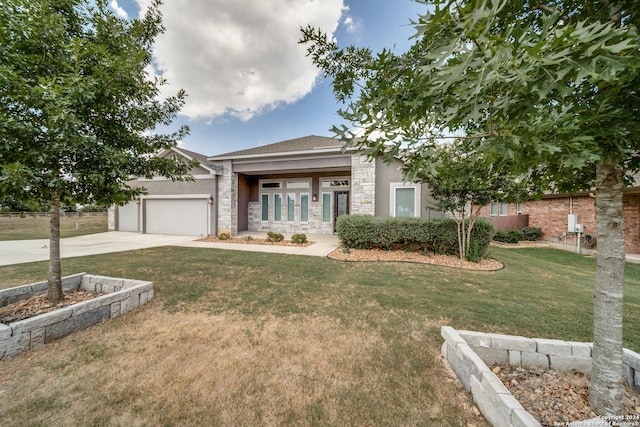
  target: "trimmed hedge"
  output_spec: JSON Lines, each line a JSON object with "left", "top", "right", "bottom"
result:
{"left": 336, "top": 215, "right": 495, "bottom": 259}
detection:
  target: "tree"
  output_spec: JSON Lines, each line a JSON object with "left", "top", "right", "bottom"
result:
{"left": 409, "top": 140, "right": 534, "bottom": 260}
{"left": 0, "top": 0, "right": 194, "bottom": 303}
{"left": 301, "top": 0, "right": 640, "bottom": 415}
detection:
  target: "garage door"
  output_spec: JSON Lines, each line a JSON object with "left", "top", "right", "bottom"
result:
{"left": 145, "top": 198, "right": 209, "bottom": 236}
{"left": 118, "top": 202, "right": 139, "bottom": 232}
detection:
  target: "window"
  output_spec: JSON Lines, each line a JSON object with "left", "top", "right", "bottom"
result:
{"left": 286, "top": 180, "right": 309, "bottom": 189}
{"left": 390, "top": 183, "right": 420, "bottom": 218}
{"left": 500, "top": 202, "right": 508, "bottom": 216}
{"left": 274, "top": 194, "right": 282, "bottom": 221}
{"left": 516, "top": 203, "right": 523, "bottom": 215}
{"left": 287, "top": 194, "right": 295, "bottom": 221}
{"left": 261, "top": 181, "right": 281, "bottom": 189}
{"left": 322, "top": 193, "right": 331, "bottom": 222}
{"left": 322, "top": 179, "right": 349, "bottom": 188}
{"left": 490, "top": 203, "right": 497, "bottom": 216}
{"left": 301, "top": 194, "right": 309, "bottom": 222}
{"left": 261, "top": 194, "right": 269, "bottom": 221}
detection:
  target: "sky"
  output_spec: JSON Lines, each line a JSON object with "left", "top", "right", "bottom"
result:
{"left": 111, "top": 0, "right": 429, "bottom": 156}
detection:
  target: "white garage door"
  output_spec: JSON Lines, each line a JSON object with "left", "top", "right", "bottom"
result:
{"left": 118, "top": 202, "right": 139, "bottom": 232}
{"left": 145, "top": 198, "right": 209, "bottom": 236}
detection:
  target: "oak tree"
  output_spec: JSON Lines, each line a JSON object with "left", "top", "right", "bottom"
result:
{"left": 0, "top": 0, "right": 193, "bottom": 302}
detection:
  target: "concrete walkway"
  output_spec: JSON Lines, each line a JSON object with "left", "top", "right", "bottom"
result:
{"left": 0, "top": 231, "right": 341, "bottom": 266}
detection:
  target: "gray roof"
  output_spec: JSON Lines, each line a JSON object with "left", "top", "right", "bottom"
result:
{"left": 209, "top": 135, "right": 347, "bottom": 159}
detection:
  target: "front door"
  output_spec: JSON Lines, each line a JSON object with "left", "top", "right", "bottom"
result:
{"left": 334, "top": 191, "right": 349, "bottom": 232}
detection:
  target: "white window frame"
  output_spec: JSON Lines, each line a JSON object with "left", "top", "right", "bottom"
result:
{"left": 260, "top": 180, "right": 282, "bottom": 190}
{"left": 286, "top": 180, "right": 310, "bottom": 189}
{"left": 287, "top": 193, "right": 295, "bottom": 222}
{"left": 490, "top": 202, "right": 498, "bottom": 217}
{"left": 260, "top": 193, "right": 269, "bottom": 221}
{"left": 274, "top": 193, "right": 282, "bottom": 222}
{"left": 322, "top": 192, "right": 332, "bottom": 223}
{"left": 321, "top": 178, "right": 350, "bottom": 188}
{"left": 300, "top": 193, "right": 309, "bottom": 223}
{"left": 389, "top": 182, "right": 421, "bottom": 218}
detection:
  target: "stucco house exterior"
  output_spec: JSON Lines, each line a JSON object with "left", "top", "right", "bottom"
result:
{"left": 110, "top": 135, "right": 444, "bottom": 237}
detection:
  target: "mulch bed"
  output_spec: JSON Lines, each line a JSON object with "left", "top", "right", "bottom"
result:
{"left": 0, "top": 290, "right": 100, "bottom": 324}
{"left": 491, "top": 364, "right": 640, "bottom": 426}
{"left": 327, "top": 246, "right": 504, "bottom": 271}
{"left": 198, "top": 236, "right": 314, "bottom": 247}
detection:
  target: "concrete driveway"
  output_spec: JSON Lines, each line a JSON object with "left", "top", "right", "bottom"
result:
{"left": 0, "top": 231, "right": 341, "bottom": 266}
{"left": 0, "top": 232, "right": 196, "bottom": 266}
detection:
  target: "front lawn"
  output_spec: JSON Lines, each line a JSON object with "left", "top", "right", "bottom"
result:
{"left": 0, "top": 247, "right": 638, "bottom": 426}
{"left": 0, "top": 215, "right": 107, "bottom": 240}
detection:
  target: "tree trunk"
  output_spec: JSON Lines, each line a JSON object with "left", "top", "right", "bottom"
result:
{"left": 589, "top": 160, "right": 625, "bottom": 416}
{"left": 47, "top": 192, "right": 64, "bottom": 303}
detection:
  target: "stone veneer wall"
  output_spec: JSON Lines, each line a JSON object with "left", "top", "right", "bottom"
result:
{"left": 0, "top": 273, "right": 154, "bottom": 359}
{"left": 350, "top": 154, "right": 376, "bottom": 216}
{"left": 218, "top": 160, "right": 238, "bottom": 235}
{"left": 441, "top": 326, "right": 640, "bottom": 427}
{"left": 247, "top": 201, "right": 334, "bottom": 234}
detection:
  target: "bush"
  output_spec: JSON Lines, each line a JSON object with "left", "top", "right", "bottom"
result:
{"left": 336, "top": 215, "right": 495, "bottom": 260}
{"left": 218, "top": 232, "right": 231, "bottom": 240}
{"left": 493, "top": 231, "right": 509, "bottom": 243}
{"left": 507, "top": 229, "right": 525, "bottom": 243}
{"left": 290, "top": 233, "right": 307, "bottom": 244}
{"left": 522, "top": 227, "right": 543, "bottom": 241}
{"left": 267, "top": 231, "right": 284, "bottom": 242}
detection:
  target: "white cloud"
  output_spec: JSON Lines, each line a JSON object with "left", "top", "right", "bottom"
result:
{"left": 109, "top": 0, "right": 128, "bottom": 19}
{"left": 139, "top": 0, "right": 345, "bottom": 120}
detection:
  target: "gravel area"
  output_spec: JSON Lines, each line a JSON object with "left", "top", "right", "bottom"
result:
{"left": 327, "top": 246, "right": 504, "bottom": 271}
{"left": 491, "top": 364, "right": 640, "bottom": 426}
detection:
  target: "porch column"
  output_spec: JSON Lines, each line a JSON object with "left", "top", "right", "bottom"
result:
{"left": 351, "top": 154, "right": 376, "bottom": 215}
{"left": 218, "top": 160, "right": 238, "bottom": 235}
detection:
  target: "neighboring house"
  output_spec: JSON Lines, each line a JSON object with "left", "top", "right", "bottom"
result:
{"left": 110, "top": 135, "right": 444, "bottom": 237}
{"left": 109, "top": 146, "right": 221, "bottom": 236}
{"left": 478, "top": 176, "right": 640, "bottom": 254}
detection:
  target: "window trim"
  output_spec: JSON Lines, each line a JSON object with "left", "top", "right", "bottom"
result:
{"left": 261, "top": 193, "right": 269, "bottom": 221}
{"left": 389, "top": 182, "right": 421, "bottom": 218}
{"left": 322, "top": 192, "right": 332, "bottom": 223}
{"left": 300, "top": 193, "right": 309, "bottom": 222}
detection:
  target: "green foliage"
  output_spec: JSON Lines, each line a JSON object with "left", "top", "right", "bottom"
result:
{"left": 522, "top": 227, "right": 543, "bottom": 242}
{"left": 0, "top": 0, "right": 194, "bottom": 209}
{"left": 218, "top": 232, "right": 231, "bottom": 241}
{"left": 493, "top": 231, "right": 509, "bottom": 243}
{"left": 507, "top": 229, "right": 525, "bottom": 243}
{"left": 267, "top": 231, "right": 284, "bottom": 243}
{"left": 336, "top": 214, "right": 495, "bottom": 261}
{"left": 290, "top": 234, "right": 308, "bottom": 244}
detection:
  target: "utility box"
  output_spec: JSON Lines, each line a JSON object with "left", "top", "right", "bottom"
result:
{"left": 568, "top": 214, "right": 578, "bottom": 232}
{"left": 575, "top": 224, "right": 584, "bottom": 233}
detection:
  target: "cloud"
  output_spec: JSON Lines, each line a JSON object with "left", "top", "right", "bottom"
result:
{"left": 109, "top": 0, "right": 128, "bottom": 19}
{"left": 139, "top": 0, "right": 345, "bottom": 120}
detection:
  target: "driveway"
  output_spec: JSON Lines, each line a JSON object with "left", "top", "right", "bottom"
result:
{"left": 0, "top": 232, "right": 196, "bottom": 266}
{"left": 0, "top": 232, "right": 341, "bottom": 266}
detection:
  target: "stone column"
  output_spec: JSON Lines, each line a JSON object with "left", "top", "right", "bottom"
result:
{"left": 350, "top": 154, "right": 376, "bottom": 215}
{"left": 217, "top": 160, "right": 238, "bottom": 235}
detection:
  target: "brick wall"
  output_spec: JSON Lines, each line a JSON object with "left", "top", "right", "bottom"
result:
{"left": 478, "top": 193, "right": 640, "bottom": 254}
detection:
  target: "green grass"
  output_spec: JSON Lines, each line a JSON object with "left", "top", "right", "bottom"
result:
{"left": 2, "top": 246, "right": 638, "bottom": 350}
{"left": 0, "top": 215, "right": 107, "bottom": 240}
{"left": 0, "top": 246, "right": 639, "bottom": 426}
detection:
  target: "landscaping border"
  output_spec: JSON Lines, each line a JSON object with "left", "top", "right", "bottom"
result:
{"left": 441, "top": 326, "right": 640, "bottom": 427}
{"left": 0, "top": 273, "right": 154, "bottom": 359}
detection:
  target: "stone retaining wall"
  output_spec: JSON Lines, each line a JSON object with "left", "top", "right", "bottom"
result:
{"left": 441, "top": 326, "right": 640, "bottom": 427}
{"left": 0, "top": 273, "right": 154, "bottom": 359}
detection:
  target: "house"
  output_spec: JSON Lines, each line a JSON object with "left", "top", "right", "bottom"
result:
{"left": 478, "top": 181, "right": 640, "bottom": 254}
{"left": 109, "top": 147, "right": 221, "bottom": 237}
{"left": 110, "top": 135, "right": 444, "bottom": 236}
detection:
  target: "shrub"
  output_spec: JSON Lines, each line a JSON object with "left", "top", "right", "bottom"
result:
{"left": 218, "top": 232, "right": 231, "bottom": 240}
{"left": 266, "top": 231, "right": 284, "bottom": 242}
{"left": 335, "top": 215, "right": 495, "bottom": 260}
{"left": 290, "top": 233, "right": 307, "bottom": 244}
{"left": 506, "top": 229, "right": 525, "bottom": 243}
{"left": 522, "top": 227, "right": 543, "bottom": 241}
{"left": 493, "top": 231, "right": 509, "bottom": 243}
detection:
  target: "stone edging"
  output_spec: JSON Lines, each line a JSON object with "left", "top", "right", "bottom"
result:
{"left": 0, "top": 273, "right": 154, "bottom": 359}
{"left": 441, "top": 326, "right": 640, "bottom": 427}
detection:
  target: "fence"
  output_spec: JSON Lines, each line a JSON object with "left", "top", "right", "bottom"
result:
{"left": 0, "top": 211, "right": 107, "bottom": 219}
